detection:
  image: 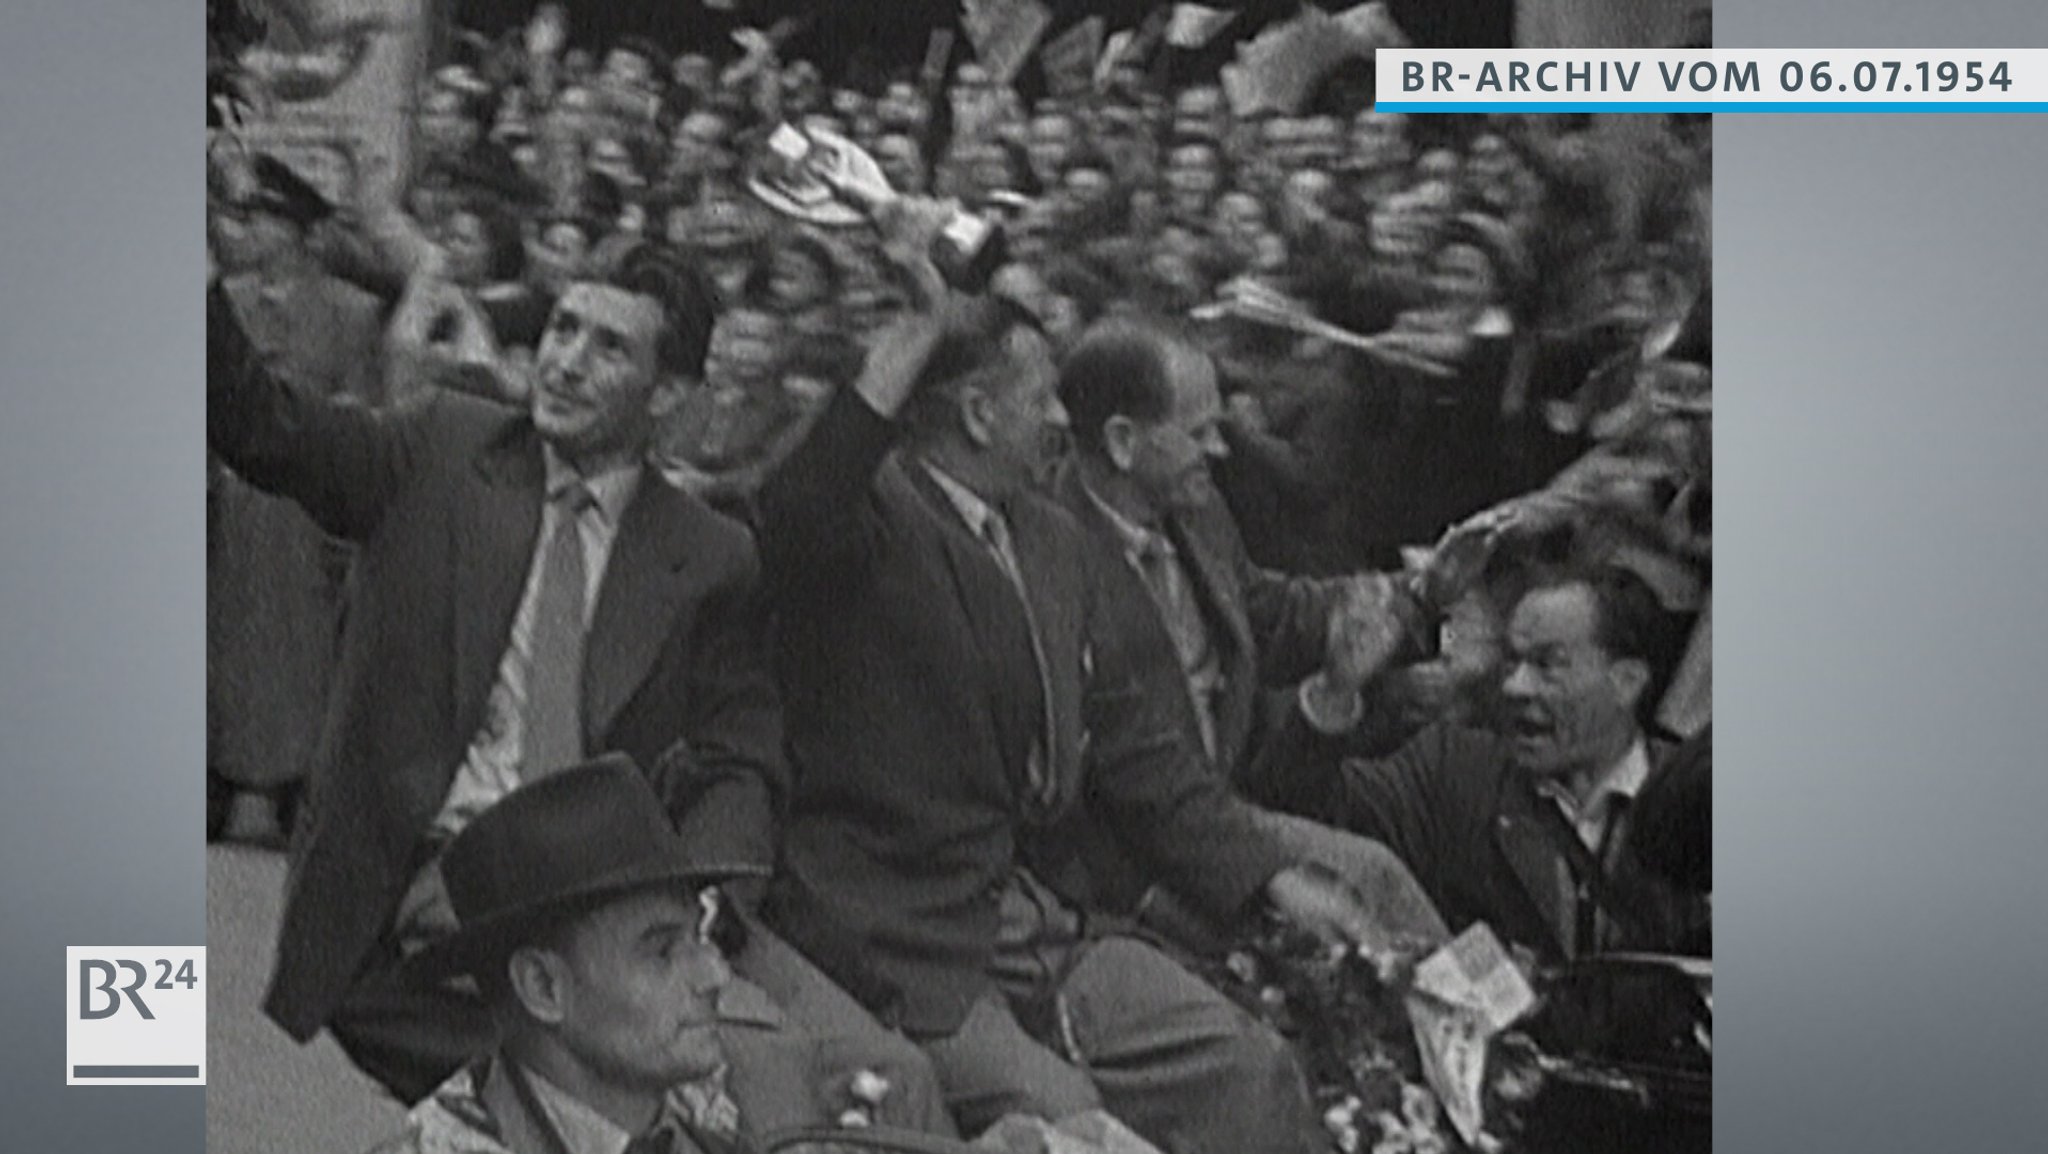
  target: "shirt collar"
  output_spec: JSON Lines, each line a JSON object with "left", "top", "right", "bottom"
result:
{"left": 1079, "top": 479, "right": 1172, "bottom": 565}
{"left": 1537, "top": 736, "right": 1652, "bottom": 829}
{"left": 543, "top": 446, "right": 643, "bottom": 528}
{"left": 519, "top": 1063, "right": 637, "bottom": 1154}
{"left": 920, "top": 458, "right": 1002, "bottom": 538}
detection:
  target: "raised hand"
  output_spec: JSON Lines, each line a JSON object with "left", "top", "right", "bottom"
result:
{"left": 1416, "top": 511, "right": 1503, "bottom": 611}
{"left": 870, "top": 194, "right": 958, "bottom": 312}
{"left": 1323, "top": 574, "right": 1408, "bottom": 695}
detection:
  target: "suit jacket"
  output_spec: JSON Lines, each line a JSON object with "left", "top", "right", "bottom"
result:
{"left": 1048, "top": 466, "right": 1352, "bottom": 914}
{"left": 756, "top": 388, "right": 1290, "bottom": 1037}
{"left": 1315, "top": 720, "right": 1710, "bottom": 963}
{"left": 209, "top": 286, "right": 786, "bottom": 1041}
{"left": 1053, "top": 466, "right": 1345, "bottom": 780}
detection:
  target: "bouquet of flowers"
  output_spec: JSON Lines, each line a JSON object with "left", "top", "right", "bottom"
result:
{"left": 1200, "top": 923, "right": 1479, "bottom": 1153}
{"left": 1201, "top": 922, "right": 1705, "bottom": 1153}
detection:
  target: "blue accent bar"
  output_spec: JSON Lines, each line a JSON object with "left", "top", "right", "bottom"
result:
{"left": 1376, "top": 102, "right": 2048, "bottom": 113}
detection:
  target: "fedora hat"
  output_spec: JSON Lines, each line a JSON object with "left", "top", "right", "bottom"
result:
{"left": 413, "top": 753, "right": 767, "bottom": 982}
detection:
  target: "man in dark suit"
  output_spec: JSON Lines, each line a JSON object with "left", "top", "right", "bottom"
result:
{"left": 1049, "top": 319, "right": 1452, "bottom": 952}
{"left": 207, "top": 242, "right": 949, "bottom": 1133}
{"left": 755, "top": 207, "right": 1379, "bottom": 1154}
{"left": 1275, "top": 565, "right": 1711, "bottom": 962}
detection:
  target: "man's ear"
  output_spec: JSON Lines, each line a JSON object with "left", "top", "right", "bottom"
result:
{"left": 1103, "top": 414, "right": 1141, "bottom": 472}
{"left": 958, "top": 384, "right": 998, "bottom": 448}
{"left": 508, "top": 946, "right": 570, "bottom": 1026}
{"left": 1607, "top": 656, "right": 1652, "bottom": 717}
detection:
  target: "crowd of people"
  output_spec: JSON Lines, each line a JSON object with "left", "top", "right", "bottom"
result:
{"left": 214, "top": 3, "right": 1709, "bottom": 552}
{"left": 208, "top": 6, "right": 1711, "bottom": 1154}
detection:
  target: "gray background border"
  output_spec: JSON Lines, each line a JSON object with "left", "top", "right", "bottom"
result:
{"left": 5, "top": 0, "right": 2048, "bottom": 1149}
{"left": 0, "top": 1, "right": 207, "bottom": 1149}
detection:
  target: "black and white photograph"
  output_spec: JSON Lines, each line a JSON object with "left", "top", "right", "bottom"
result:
{"left": 203, "top": 2, "right": 1713, "bottom": 1152}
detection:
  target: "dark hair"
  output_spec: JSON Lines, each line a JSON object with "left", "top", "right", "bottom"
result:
{"left": 1059, "top": 321, "right": 1179, "bottom": 455}
{"left": 898, "top": 295, "right": 1046, "bottom": 441}
{"left": 605, "top": 242, "right": 718, "bottom": 379}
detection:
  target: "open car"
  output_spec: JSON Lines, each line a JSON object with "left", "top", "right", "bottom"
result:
{"left": 1506, "top": 953, "right": 1710, "bottom": 1154}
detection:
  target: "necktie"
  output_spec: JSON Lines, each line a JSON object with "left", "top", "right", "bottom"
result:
{"left": 1135, "top": 533, "right": 1220, "bottom": 760}
{"left": 520, "top": 481, "right": 596, "bottom": 780}
{"left": 977, "top": 509, "right": 1058, "bottom": 810}
{"left": 1574, "top": 796, "right": 1633, "bottom": 955}
{"left": 976, "top": 506, "right": 1028, "bottom": 597}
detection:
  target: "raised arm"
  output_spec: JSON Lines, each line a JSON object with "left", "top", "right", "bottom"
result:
{"left": 207, "top": 279, "right": 434, "bottom": 541}
{"left": 756, "top": 197, "right": 953, "bottom": 591}
{"left": 754, "top": 315, "right": 936, "bottom": 593}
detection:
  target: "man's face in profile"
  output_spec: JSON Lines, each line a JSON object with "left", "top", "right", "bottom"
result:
{"left": 978, "top": 327, "right": 1070, "bottom": 493}
{"left": 543, "top": 887, "right": 730, "bottom": 1093}
{"left": 1124, "top": 345, "right": 1228, "bottom": 514}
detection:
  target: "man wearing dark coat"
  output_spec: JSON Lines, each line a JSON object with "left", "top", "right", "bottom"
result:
{"left": 1267, "top": 564, "right": 1711, "bottom": 963}
{"left": 755, "top": 204, "right": 1381, "bottom": 1154}
{"left": 208, "top": 239, "right": 949, "bottom": 1135}
{"left": 1047, "top": 319, "right": 1451, "bottom": 953}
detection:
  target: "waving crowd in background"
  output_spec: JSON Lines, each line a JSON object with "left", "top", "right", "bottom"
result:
{"left": 208, "top": 5, "right": 1711, "bottom": 1152}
